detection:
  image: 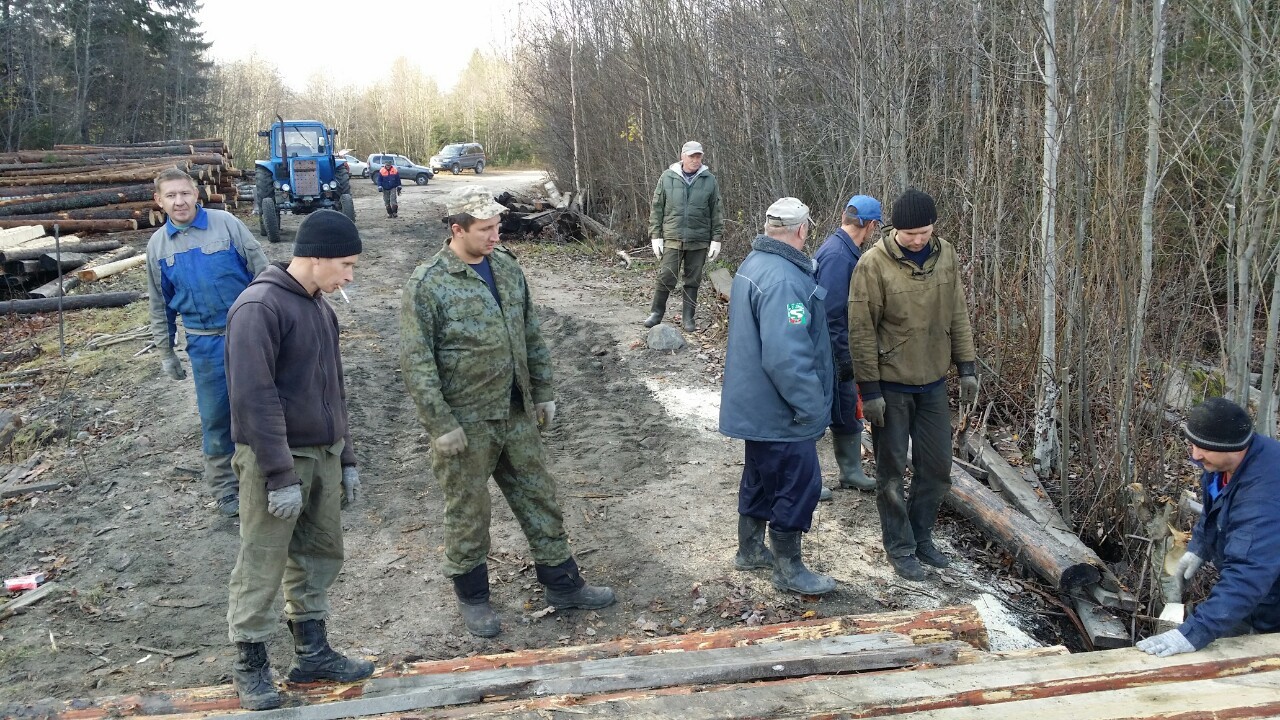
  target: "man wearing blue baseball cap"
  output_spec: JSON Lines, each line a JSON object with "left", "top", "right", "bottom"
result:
{"left": 813, "top": 195, "right": 881, "bottom": 500}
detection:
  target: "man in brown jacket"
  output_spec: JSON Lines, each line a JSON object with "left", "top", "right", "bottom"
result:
{"left": 848, "top": 189, "right": 977, "bottom": 582}
{"left": 223, "top": 210, "right": 373, "bottom": 710}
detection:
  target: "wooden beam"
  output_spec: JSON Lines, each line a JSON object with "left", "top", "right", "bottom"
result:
{"left": 1073, "top": 598, "right": 1131, "bottom": 649}
{"left": 709, "top": 267, "right": 734, "bottom": 302}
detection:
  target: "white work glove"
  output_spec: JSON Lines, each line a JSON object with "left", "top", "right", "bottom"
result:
{"left": 959, "top": 375, "right": 979, "bottom": 406}
{"left": 434, "top": 427, "right": 468, "bottom": 457}
{"left": 160, "top": 349, "right": 186, "bottom": 380}
{"left": 1173, "top": 551, "right": 1204, "bottom": 595}
{"left": 267, "top": 484, "right": 303, "bottom": 521}
{"left": 863, "top": 397, "right": 886, "bottom": 427}
{"left": 535, "top": 401, "right": 557, "bottom": 430}
{"left": 651, "top": 238, "right": 663, "bottom": 258}
{"left": 341, "top": 466, "right": 361, "bottom": 508}
{"left": 707, "top": 241, "right": 722, "bottom": 262}
{"left": 1136, "top": 629, "right": 1195, "bottom": 657}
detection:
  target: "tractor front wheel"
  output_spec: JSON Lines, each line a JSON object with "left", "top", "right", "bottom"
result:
{"left": 261, "top": 197, "right": 281, "bottom": 243}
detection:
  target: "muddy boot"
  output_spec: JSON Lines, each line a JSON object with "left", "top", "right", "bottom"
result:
{"left": 536, "top": 557, "right": 616, "bottom": 609}
{"left": 391, "top": 204, "right": 399, "bottom": 218}
{"left": 285, "top": 619, "right": 374, "bottom": 684}
{"left": 768, "top": 528, "right": 837, "bottom": 595}
{"left": 452, "top": 564, "right": 501, "bottom": 638}
{"left": 834, "top": 432, "right": 875, "bottom": 491}
{"left": 915, "top": 541, "right": 951, "bottom": 568}
{"left": 644, "top": 289, "right": 669, "bottom": 328}
{"left": 681, "top": 291, "right": 698, "bottom": 332}
{"left": 818, "top": 486, "right": 833, "bottom": 502}
{"left": 734, "top": 514, "right": 773, "bottom": 570}
{"left": 233, "top": 641, "right": 282, "bottom": 710}
{"left": 206, "top": 453, "right": 239, "bottom": 518}
{"left": 889, "top": 554, "right": 927, "bottom": 581}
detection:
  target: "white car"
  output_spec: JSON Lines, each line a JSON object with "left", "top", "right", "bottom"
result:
{"left": 339, "top": 154, "right": 369, "bottom": 179}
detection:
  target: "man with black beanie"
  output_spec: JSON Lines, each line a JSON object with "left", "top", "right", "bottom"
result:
{"left": 222, "top": 209, "right": 372, "bottom": 709}
{"left": 1138, "top": 397, "right": 1280, "bottom": 657}
{"left": 848, "top": 188, "right": 977, "bottom": 581}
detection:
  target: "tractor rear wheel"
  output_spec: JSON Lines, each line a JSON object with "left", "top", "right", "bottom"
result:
{"left": 254, "top": 166, "right": 274, "bottom": 210}
{"left": 339, "top": 194, "right": 355, "bottom": 222}
{"left": 260, "top": 197, "right": 281, "bottom": 243}
{"left": 335, "top": 164, "right": 351, "bottom": 196}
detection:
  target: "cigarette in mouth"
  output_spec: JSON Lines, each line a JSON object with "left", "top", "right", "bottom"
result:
{"left": 339, "top": 287, "right": 350, "bottom": 303}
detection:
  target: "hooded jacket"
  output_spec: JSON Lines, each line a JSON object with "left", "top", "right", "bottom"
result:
{"left": 225, "top": 264, "right": 356, "bottom": 489}
{"left": 719, "top": 236, "right": 833, "bottom": 442}
{"left": 848, "top": 230, "right": 976, "bottom": 396}
{"left": 648, "top": 162, "right": 724, "bottom": 250}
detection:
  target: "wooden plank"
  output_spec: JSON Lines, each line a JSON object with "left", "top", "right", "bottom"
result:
{"left": 467, "top": 634, "right": 1280, "bottom": 720}
{"left": 709, "top": 267, "right": 734, "bottom": 301}
{"left": 0, "top": 225, "right": 46, "bottom": 248}
{"left": 1072, "top": 598, "right": 1131, "bottom": 648}
{"left": 0, "top": 581, "right": 60, "bottom": 620}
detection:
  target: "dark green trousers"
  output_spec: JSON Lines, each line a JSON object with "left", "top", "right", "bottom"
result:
{"left": 653, "top": 246, "right": 708, "bottom": 306}
{"left": 226, "top": 442, "right": 345, "bottom": 643}
{"left": 870, "top": 386, "right": 953, "bottom": 559}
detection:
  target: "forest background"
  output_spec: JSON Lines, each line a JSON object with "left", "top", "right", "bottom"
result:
{"left": 2, "top": 0, "right": 1279, "bottom": 580}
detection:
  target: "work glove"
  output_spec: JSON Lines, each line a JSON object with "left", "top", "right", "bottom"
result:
{"left": 434, "top": 427, "right": 468, "bottom": 457}
{"left": 1136, "top": 629, "right": 1195, "bottom": 657}
{"left": 1173, "top": 551, "right": 1204, "bottom": 595}
{"left": 535, "top": 401, "right": 557, "bottom": 430}
{"left": 959, "top": 375, "right": 979, "bottom": 406}
{"left": 267, "top": 484, "right": 303, "bottom": 521}
{"left": 160, "top": 349, "right": 186, "bottom": 381}
{"left": 651, "top": 238, "right": 663, "bottom": 258}
{"left": 863, "top": 396, "right": 886, "bottom": 427}
{"left": 341, "top": 466, "right": 361, "bottom": 508}
{"left": 837, "top": 361, "right": 855, "bottom": 383}
{"left": 707, "top": 241, "right": 722, "bottom": 262}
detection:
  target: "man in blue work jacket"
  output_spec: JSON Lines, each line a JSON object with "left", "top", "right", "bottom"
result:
{"left": 1138, "top": 397, "right": 1280, "bottom": 656}
{"left": 146, "top": 166, "right": 269, "bottom": 518}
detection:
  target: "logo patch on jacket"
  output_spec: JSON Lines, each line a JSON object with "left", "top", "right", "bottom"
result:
{"left": 787, "top": 302, "right": 808, "bottom": 325}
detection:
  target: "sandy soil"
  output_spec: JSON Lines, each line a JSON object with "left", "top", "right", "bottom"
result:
{"left": 0, "top": 169, "right": 1050, "bottom": 710}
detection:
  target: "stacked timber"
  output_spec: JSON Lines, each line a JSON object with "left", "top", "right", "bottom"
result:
{"left": 1, "top": 225, "right": 141, "bottom": 303}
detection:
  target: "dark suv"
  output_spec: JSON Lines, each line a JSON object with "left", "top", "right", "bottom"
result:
{"left": 430, "top": 143, "right": 486, "bottom": 175}
{"left": 367, "top": 153, "right": 434, "bottom": 185}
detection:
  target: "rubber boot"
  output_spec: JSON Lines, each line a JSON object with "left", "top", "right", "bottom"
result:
{"left": 768, "top": 528, "right": 837, "bottom": 595}
{"left": 391, "top": 204, "right": 399, "bottom": 218}
{"left": 206, "top": 453, "right": 239, "bottom": 517}
{"left": 818, "top": 486, "right": 833, "bottom": 502}
{"left": 681, "top": 290, "right": 698, "bottom": 332}
{"left": 644, "top": 289, "right": 669, "bottom": 328}
{"left": 834, "top": 432, "right": 875, "bottom": 491}
{"left": 452, "top": 564, "right": 501, "bottom": 638}
{"left": 536, "top": 557, "right": 616, "bottom": 609}
{"left": 233, "top": 641, "right": 282, "bottom": 710}
{"left": 734, "top": 515, "right": 773, "bottom": 570}
{"left": 285, "top": 619, "right": 374, "bottom": 683}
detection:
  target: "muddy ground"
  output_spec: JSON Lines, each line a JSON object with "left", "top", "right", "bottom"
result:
{"left": 0, "top": 170, "right": 1056, "bottom": 707}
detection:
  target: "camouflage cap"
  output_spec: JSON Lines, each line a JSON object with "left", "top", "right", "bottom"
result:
{"left": 444, "top": 185, "right": 506, "bottom": 220}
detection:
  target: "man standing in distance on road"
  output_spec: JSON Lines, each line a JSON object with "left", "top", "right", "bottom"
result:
{"left": 401, "top": 185, "right": 615, "bottom": 639}
{"left": 814, "top": 195, "right": 880, "bottom": 497}
{"left": 720, "top": 197, "right": 837, "bottom": 596}
{"left": 644, "top": 140, "right": 725, "bottom": 332}
{"left": 848, "top": 188, "right": 977, "bottom": 581}
{"left": 146, "top": 166, "right": 269, "bottom": 518}
{"left": 223, "top": 210, "right": 372, "bottom": 710}
{"left": 376, "top": 158, "right": 401, "bottom": 218}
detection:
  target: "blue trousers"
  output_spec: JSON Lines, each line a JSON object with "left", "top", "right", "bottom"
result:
{"left": 188, "top": 333, "right": 234, "bottom": 457}
{"left": 738, "top": 439, "right": 822, "bottom": 533}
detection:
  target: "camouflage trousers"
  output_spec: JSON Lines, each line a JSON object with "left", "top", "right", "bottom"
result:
{"left": 226, "top": 442, "right": 346, "bottom": 642}
{"left": 433, "top": 404, "right": 571, "bottom": 578}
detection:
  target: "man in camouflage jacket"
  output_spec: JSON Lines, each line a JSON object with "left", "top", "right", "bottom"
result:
{"left": 400, "top": 185, "right": 615, "bottom": 638}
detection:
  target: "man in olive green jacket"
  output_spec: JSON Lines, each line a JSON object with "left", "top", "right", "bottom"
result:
{"left": 848, "top": 188, "right": 977, "bottom": 582}
{"left": 400, "top": 185, "right": 614, "bottom": 639}
{"left": 644, "top": 140, "right": 725, "bottom": 332}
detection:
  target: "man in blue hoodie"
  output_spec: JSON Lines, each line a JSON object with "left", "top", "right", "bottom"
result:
{"left": 1138, "top": 397, "right": 1280, "bottom": 657}
{"left": 719, "top": 197, "right": 836, "bottom": 596}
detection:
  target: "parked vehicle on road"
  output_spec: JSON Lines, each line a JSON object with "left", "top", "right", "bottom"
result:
{"left": 255, "top": 118, "right": 353, "bottom": 243}
{"left": 340, "top": 154, "right": 369, "bottom": 178}
{"left": 367, "top": 153, "right": 434, "bottom": 185}
{"left": 430, "top": 143, "right": 486, "bottom": 175}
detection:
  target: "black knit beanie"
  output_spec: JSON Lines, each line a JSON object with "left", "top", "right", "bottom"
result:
{"left": 1184, "top": 397, "right": 1253, "bottom": 451}
{"left": 892, "top": 189, "right": 937, "bottom": 230}
{"left": 293, "top": 209, "right": 362, "bottom": 258}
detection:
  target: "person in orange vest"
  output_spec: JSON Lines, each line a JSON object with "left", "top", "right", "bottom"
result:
{"left": 376, "top": 158, "right": 401, "bottom": 217}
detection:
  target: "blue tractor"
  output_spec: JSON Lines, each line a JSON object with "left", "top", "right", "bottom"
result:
{"left": 254, "top": 118, "right": 354, "bottom": 243}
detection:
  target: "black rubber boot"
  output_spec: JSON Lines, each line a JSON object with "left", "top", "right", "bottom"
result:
{"left": 233, "top": 641, "right": 282, "bottom": 710}
{"left": 536, "top": 557, "right": 616, "bottom": 609}
{"left": 889, "top": 554, "right": 927, "bottom": 581}
{"left": 285, "top": 619, "right": 374, "bottom": 684}
{"left": 916, "top": 541, "right": 951, "bottom": 568}
{"left": 681, "top": 291, "right": 697, "bottom": 332}
{"left": 768, "top": 528, "right": 837, "bottom": 595}
{"left": 644, "top": 289, "right": 669, "bottom": 328}
{"left": 452, "top": 564, "right": 501, "bottom": 638}
{"left": 734, "top": 515, "right": 773, "bottom": 570}
{"left": 834, "top": 432, "right": 875, "bottom": 491}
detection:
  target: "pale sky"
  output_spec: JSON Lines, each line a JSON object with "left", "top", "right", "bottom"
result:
{"left": 195, "top": 0, "right": 524, "bottom": 92}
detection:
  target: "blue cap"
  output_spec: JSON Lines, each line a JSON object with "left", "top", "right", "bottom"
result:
{"left": 846, "top": 195, "right": 882, "bottom": 223}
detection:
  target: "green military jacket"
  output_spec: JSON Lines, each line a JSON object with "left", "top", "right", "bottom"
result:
{"left": 648, "top": 163, "right": 725, "bottom": 250}
{"left": 400, "top": 244, "right": 554, "bottom": 438}
{"left": 847, "top": 230, "right": 976, "bottom": 392}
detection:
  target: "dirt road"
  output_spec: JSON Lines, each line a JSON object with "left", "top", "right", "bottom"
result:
{"left": 0, "top": 170, "right": 1042, "bottom": 707}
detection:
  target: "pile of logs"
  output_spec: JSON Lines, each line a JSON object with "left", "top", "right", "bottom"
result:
{"left": 0, "top": 139, "right": 240, "bottom": 235}
{"left": 0, "top": 224, "right": 148, "bottom": 304}
{"left": 496, "top": 181, "right": 624, "bottom": 245}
